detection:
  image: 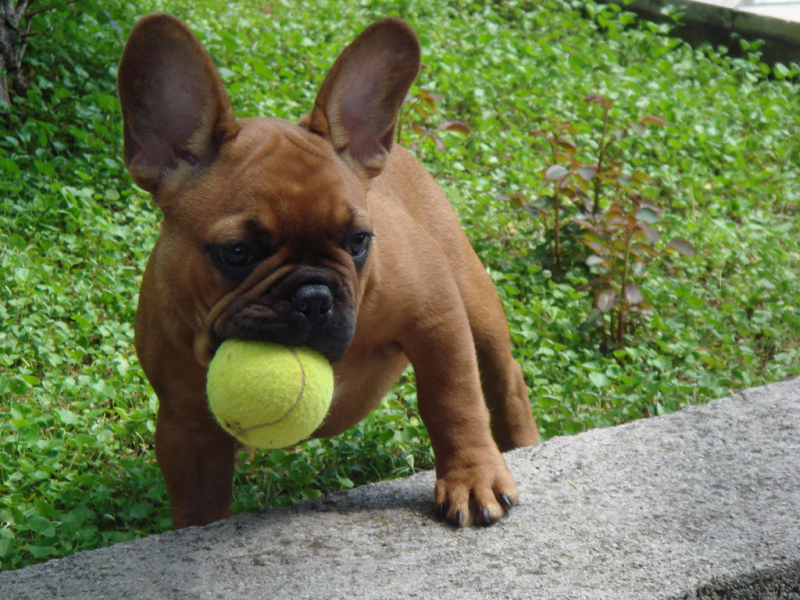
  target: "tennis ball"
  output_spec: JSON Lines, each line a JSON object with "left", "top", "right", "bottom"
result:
{"left": 206, "top": 339, "right": 334, "bottom": 449}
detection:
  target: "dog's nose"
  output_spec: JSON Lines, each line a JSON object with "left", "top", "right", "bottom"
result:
{"left": 293, "top": 284, "right": 333, "bottom": 327}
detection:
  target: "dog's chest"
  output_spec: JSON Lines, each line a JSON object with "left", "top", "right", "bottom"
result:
{"left": 312, "top": 342, "right": 409, "bottom": 437}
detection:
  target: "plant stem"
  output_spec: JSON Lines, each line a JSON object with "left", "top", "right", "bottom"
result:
{"left": 554, "top": 188, "right": 561, "bottom": 273}
{"left": 551, "top": 137, "right": 562, "bottom": 273}
{"left": 593, "top": 105, "right": 611, "bottom": 214}
{"left": 617, "top": 229, "right": 633, "bottom": 347}
{"left": 396, "top": 97, "right": 421, "bottom": 144}
{"left": 25, "top": 0, "right": 78, "bottom": 19}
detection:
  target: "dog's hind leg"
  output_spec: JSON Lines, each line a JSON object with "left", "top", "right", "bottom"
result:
{"left": 460, "top": 257, "right": 540, "bottom": 451}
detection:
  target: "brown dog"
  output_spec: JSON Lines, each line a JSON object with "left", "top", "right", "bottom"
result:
{"left": 118, "top": 14, "right": 539, "bottom": 529}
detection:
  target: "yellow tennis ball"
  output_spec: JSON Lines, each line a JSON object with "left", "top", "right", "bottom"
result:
{"left": 206, "top": 340, "right": 334, "bottom": 449}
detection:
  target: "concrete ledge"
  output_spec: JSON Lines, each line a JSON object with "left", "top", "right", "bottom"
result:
{"left": 608, "top": 0, "right": 800, "bottom": 64}
{"left": 2, "top": 377, "right": 799, "bottom": 599}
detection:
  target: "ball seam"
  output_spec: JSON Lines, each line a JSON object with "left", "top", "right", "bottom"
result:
{"left": 231, "top": 347, "right": 306, "bottom": 436}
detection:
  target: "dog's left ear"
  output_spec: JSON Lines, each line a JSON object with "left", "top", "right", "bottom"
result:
{"left": 301, "top": 18, "right": 420, "bottom": 179}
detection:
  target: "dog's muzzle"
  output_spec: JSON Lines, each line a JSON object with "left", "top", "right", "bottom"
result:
{"left": 212, "top": 271, "right": 356, "bottom": 363}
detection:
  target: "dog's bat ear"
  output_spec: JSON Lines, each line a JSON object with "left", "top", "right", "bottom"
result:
{"left": 301, "top": 18, "right": 421, "bottom": 179}
{"left": 118, "top": 13, "right": 238, "bottom": 196}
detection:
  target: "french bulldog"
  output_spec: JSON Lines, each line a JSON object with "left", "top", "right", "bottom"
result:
{"left": 118, "top": 13, "right": 539, "bottom": 529}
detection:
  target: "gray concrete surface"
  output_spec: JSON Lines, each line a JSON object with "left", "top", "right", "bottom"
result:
{"left": 2, "top": 377, "right": 799, "bottom": 599}
{"left": 611, "top": 0, "right": 800, "bottom": 63}
{"left": 616, "top": 0, "right": 800, "bottom": 28}
{"left": 738, "top": 0, "right": 800, "bottom": 23}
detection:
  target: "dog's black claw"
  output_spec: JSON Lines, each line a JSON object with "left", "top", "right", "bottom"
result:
{"left": 500, "top": 494, "right": 513, "bottom": 509}
{"left": 456, "top": 510, "right": 463, "bottom": 527}
{"left": 437, "top": 503, "right": 446, "bottom": 519}
{"left": 481, "top": 507, "right": 492, "bottom": 526}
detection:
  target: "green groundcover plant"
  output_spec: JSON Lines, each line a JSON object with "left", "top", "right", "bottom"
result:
{"left": 1, "top": 0, "right": 798, "bottom": 570}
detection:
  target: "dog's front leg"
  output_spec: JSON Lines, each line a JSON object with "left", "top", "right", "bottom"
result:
{"left": 154, "top": 392, "right": 237, "bottom": 529}
{"left": 401, "top": 297, "right": 519, "bottom": 528}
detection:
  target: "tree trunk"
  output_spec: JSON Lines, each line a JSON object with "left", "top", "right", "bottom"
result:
{"left": 0, "top": 0, "right": 35, "bottom": 106}
{"left": 0, "top": 71, "right": 9, "bottom": 105}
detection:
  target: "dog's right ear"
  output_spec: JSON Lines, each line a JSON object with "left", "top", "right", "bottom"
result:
{"left": 118, "top": 14, "right": 237, "bottom": 197}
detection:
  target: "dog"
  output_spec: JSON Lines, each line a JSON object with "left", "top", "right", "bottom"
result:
{"left": 118, "top": 13, "right": 539, "bottom": 529}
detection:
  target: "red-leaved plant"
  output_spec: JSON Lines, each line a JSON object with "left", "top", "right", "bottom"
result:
{"left": 511, "top": 94, "right": 697, "bottom": 350}
{"left": 396, "top": 86, "right": 471, "bottom": 151}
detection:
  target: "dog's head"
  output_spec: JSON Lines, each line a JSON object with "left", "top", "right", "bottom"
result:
{"left": 118, "top": 14, "right": 420, "bottom": 365}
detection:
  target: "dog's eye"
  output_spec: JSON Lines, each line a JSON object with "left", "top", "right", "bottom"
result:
{"left": 347, "top": 232, "right": 372, "bottom": 258}
{"left": 219, "top": 243, "right": 253, "bottom": 268}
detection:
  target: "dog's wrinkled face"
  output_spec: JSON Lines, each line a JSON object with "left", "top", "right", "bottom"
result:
{"left": 119, "top": 14, "right": 420, "bottom": 367}
{"left": 157, "top": 118, "right": 373, "bottom": 364}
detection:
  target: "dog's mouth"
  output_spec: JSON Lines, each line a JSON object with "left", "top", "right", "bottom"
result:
{"left": 207, "top": 269, "right": 357, "bottom": 364}
{"left": 210, "top": 306, "right": 355, "bottom": 363}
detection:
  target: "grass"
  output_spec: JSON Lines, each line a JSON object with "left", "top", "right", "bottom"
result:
{"left": 1, "top": 0, "right": 799, "bottom": 570}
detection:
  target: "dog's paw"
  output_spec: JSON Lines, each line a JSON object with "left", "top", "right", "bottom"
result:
{"left": 433, "top": 455, "right": 519, "bottom": 527}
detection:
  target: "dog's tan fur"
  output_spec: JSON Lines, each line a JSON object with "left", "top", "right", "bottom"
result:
{"left": 119, "top": 14, "right": 539, "bottom": 529}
